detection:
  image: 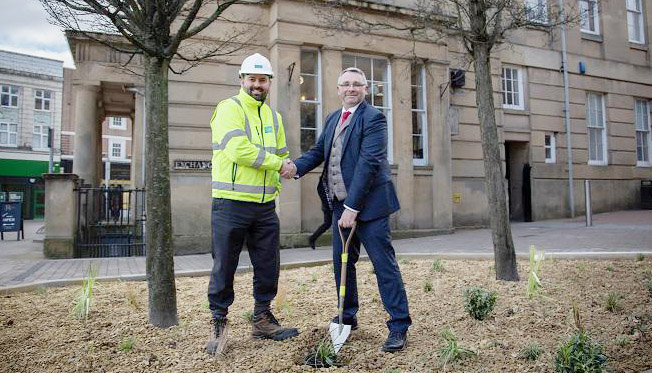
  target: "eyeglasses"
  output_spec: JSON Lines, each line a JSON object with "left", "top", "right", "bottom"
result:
{"left": 338, "top": 82, "right": 366, "bottom": 88}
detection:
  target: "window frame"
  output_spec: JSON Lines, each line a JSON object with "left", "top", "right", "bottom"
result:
{"left": 579, "top": 0, "right": 600, "bottom": 35}
{"left": 586, "top": 92, "right": 608, "bottom": 165}
{"left": 108, "top": 138, "right": 126, "bottom": 160}
{"left": 545, "top": 132, "right": 557, "bottom": 164}
{"left": 635, "top": 99, "right": 652, "bottom": 167}
{"left": 0, "top": 122, "right": 18, "bottom": 147}
{"left": 299, "top": 48, "right": 322, "bottom": 153}
{"left": 501, "top": 66, "right": 525, "bottom": 111}
{"left": 34, "top": 89, "right": 52, "bottom": 111}
{"left": 342, "top": 53, "right": 393, "bottom": 163}
{"left": 1, "top": 85, "right": 19, "bottom": 108}
{"left": 411, "top": 63, "right": 428, "bottom": 166}
{"left": 108, "top": 117, "right": 127, "bottom": 130}
{"left": 627, "top": 0, "right": 646, "bottom": 44}
{"left": 525, "top": 0, "right": 549, "bottom": 24}
{"left": 32, "top": 124, "right": 50, "bottom": 150}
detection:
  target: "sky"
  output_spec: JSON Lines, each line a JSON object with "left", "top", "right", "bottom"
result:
{"left": 0, "top": 0, "right": 75, "bottom": 68}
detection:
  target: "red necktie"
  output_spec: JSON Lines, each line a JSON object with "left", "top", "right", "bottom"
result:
{"left": 339, "top": 111, "right": 351, "bottom": 128}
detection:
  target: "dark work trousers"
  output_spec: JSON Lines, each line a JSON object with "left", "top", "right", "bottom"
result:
{"left": 332, "top": 200, "right": 412, "bottom": 333}
{"left": 208, "top": 198, "right": 280, "bottom": 319}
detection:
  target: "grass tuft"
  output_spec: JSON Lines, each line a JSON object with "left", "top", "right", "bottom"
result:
{"left": 527, "top": 245, "right": 544, "bottom": 300}
{"left": 605, "top": 292, "right": 622, "bottom": 313}
{"left": 519, "top": 341, "right": 542, "bottom": 361}
{"left": 432, "top": 259, "right": 444, "bottom": 273}
{"left": 118, "top": 337, "right": 135, "bottom": 352}
{"left": 438, "top": 328, "right": 474, "bottom": 369}
{"left": 71, "top": 265, "right": 98, "bottom": 321}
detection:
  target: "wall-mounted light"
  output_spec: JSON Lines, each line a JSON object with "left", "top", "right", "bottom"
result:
{"left": 299, "top": 76, "right": 304, "bottom": 85}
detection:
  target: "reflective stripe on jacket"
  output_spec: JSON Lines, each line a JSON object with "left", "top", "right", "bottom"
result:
{"left": 210, "top": 88, "right": 289, "bottom": 203}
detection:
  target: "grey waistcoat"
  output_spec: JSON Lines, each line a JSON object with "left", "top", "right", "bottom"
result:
{"left": 328, "top": 113, "right": 352, "bottom": 201}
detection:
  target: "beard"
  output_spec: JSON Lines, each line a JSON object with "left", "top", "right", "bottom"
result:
{"left": 246, "top": 87, "right": 267, "bottom": 102}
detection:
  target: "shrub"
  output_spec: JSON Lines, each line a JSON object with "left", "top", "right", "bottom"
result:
{"left": 432, "top": 259, "right": 444, "bottom": 273}
{"left": 438, "top": 328, "right": 474, "bottom": 368}
{"left": 519, "top": 341, "right": 542, "bottom": 361}
{"left": 424, "top": 280, "right": 433, "bottom": 292}
{"left": 463, "top": 287, "right": 497, "bottom": 320}
{"left": 554, "top": 330, "right": 607, "bottom": 372}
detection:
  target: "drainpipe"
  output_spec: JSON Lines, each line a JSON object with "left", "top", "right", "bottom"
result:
{"left": 558, "top": 0, "right": 575, "bottom": 218}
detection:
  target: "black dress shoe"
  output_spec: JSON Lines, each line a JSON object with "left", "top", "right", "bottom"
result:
{"left": 382, "top": 330, "right": 407, "bottom": 352}
{"left": 308, "top": 237, "right": 317, "bottom": 250}
{"left": 331, "top": 316, "right": 358, "bottom": 330}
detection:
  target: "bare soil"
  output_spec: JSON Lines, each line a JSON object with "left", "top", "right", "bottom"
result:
{"left": 1, "top": 258, "right": 651, "bottom": 372}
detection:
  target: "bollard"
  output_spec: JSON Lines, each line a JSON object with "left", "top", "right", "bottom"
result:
{"left": 585, "top": 180, "right": 592, "bottom": 227}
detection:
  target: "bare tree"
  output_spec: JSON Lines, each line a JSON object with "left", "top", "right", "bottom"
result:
{"left": 316, "top": 0, "right": 577, "bottom": 281}
{"left": 41, "top": 0, "right": 256, "bottom": 327}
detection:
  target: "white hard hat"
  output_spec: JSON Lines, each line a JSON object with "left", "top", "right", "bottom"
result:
{"left": 239, "top": 53, "right": 274, "bottom": 78}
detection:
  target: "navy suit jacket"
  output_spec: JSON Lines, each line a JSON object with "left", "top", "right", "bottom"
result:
{"left": 294, "top": 100, "right": 400, "bottom": 222}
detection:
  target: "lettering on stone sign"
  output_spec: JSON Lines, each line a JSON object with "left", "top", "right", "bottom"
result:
{"left": 173, "top": 160, "right": 212, "bottom": 170}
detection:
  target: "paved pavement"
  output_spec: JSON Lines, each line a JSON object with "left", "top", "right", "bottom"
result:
{"left": 1, "top": 209, "right": 651, "bottom": 293}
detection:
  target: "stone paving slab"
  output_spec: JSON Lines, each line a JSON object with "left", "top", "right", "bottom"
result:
{"left": 1, "top": 209, "right": 651, "bottom": 293}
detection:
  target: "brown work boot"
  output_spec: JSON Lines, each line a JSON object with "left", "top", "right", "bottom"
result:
{"left": 252, "top": 310, "right": 299, "bottom": 341}
{"left": 205, "top": 317, "right": 229, "bottom": 355}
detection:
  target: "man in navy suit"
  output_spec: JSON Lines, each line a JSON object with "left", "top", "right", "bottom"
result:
{"left": 284, "top": 67, "right": 411, "bottom": 352}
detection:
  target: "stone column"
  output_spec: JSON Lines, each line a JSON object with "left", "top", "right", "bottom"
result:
{"left": 43, "top": 173, "right": 79, "bottom": 258}
{"left": 391, "top": 58, "right": 414, "bottom": 229}
{"left": 269, "top": 41, "right": 302, "bottom": 234}
{"left": 321, "top": 47, "right": 344, "bottom": 115}
{"left": 72, "top": 84, "right": 101, "bottom": 186}
{"left": 427, "top": 61, "right": 453, "bottom": 229}
{"left": 130, "top": 92, "right": 146, "bottom": 188}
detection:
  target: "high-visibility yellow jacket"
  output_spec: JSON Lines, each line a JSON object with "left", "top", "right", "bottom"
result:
{"left": 210, "top": 88, "right": 289, "bottom": 203}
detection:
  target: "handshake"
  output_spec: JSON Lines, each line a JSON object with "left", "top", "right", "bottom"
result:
{"left": 279, "top": 159, "right": 297, "bottom": 179}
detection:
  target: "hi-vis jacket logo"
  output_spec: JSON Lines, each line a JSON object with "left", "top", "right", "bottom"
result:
{"left": 264, "top": 126, "right": 273, "bottom": 133}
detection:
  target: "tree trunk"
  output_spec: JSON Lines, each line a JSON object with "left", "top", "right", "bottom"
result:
{"left": 473, "top": 44, "right": 519, "bottom": 281}
{"left": 144, "top": 55, "right": 178, "bottom": 327}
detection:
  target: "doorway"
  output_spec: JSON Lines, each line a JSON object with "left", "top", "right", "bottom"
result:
{"left": 505, "top": 141, "right": 532, "bottom": 222}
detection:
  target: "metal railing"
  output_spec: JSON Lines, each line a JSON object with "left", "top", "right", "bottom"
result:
{"left": 75, "top": 186, "right": 146, "bottom": 258}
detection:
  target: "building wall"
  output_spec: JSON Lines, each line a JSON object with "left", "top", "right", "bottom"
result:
{"left": 63, "top": 0, "right": 652, "bottom": 253}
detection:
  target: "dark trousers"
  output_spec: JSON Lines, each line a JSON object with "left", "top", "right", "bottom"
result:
{"left": 309, "top": 209, "right": 332, "bottom": 243}
{"left": 332, "top": 200, "right": 411, "bottom": 333}
{"left": 208, "top": 198, "right": 280, "bottom": 318}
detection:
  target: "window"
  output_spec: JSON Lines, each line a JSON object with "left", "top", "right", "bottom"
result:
{"left": 586, "top": 93, "right": 607, "bottom": 165}
{"left": 411, "top": 63, "right": 428, "bottom": 165}
{"left": 299, "top": 50, "right": 322, "bottom": 153}
{"left": 525, "top": 0, "right": 548, "bottom": 24}
{"left": 580, "top": 0, "right": 600, "bottom": 34}
{"left": 1, "top": 85, "right": 19, "bottom": 107}
{"left": 501, "top": 67, "right": 525, "bottom": 110}
{"left": 108, "top": 138, "right": 126, "bottom": 160}
{"left": 342, "top": 54, "right": 393, "bottom": 161}
{"left": 34, "top": 90, "right": 51, "bottom": 111}
{"left": 627, "top": 0, "right": 645, "bottom": 43}
{"left": 109, "top": 117, "right": 127, "bottom": 130}
{"left": 0, "top": 123, "right": 18, "bottom": 146}
{"left": 33, "top": 125, "right": 49, "bottom": 149}
{"left": 635, "top": 99, "right": 651, "bottom": 165}
{"left": 545, "top": 133, "right": 556, "bottom": 163}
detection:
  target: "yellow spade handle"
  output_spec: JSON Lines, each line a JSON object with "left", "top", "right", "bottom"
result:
{"left": 336, "top": 222, "right": 357, "bottom": 328}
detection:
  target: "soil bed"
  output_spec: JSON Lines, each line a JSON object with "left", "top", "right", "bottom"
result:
{"left": 1, "top": 258, "right": 651, "bottom": 372}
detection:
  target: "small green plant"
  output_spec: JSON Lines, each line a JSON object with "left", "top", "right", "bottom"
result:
{"left": 71, "top": 265, "right": 98, "bottom": 321}
{"left": 519, "top": 341, "right": 542, "bottom": 361}
{"left": 126, "top": 290, "right": 140, "bottom": 310}
{"left": 432, "top": 259, "right": 444, "bottom": 273}
{"left": 399, "top": 259, "right": 411, "bottom": 265}
{"left": 297, "top": 281, "right": 308, "bottom": 293}
{"left": 637, "top": 253, "right": 645, "bottom": 261}
{"left": 463, "top": 287, "right": 497, "bottom": 320}
{"left": 423, "top": 280, "right": 433, "bottom": 292}
{"left": 606, "top": 264, "right": 614, "bottom": 272}
{"left": 242, "top": 310, "right": 254, "bottom": 323}
{"left": 310, "top": 272, "right": 318, "bottom": 283}
{"left": 527, "top": 245, "right": 544, "bottom": 300}
{"left": 576, "top": 264, "right": 586, "bottom": 272}
{"left": 201, "top": 299, "right": 209, "bottom": 309}
{"left": 438, "top": 328, "right": 474, "bottom": 368}
{"left": 33, "top": 287, "right": 48, "bottom": 296}
{"left": 605, "top": 292, "right": 622, "bottom": 312}
{"left": 118, "top": 337, "right": 135, "bottom": 352}
{"left": 554, "top": 331, "right": 607, "bottom": 372}
{"left": 305, "top": 335, "right": 337, "bottom": 368}
{"left": 615, "top": 335, "right": 629, "bottom": 347}
{"left": 644, "top": 279, "right": 652, "bottom": 298}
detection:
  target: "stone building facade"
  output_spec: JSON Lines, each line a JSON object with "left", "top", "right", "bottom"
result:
{"left": 63, "top": 0, "right": 652, "bottom": 254}
{"left": 0, "top": 50, "right": 63, "bottom": 219}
